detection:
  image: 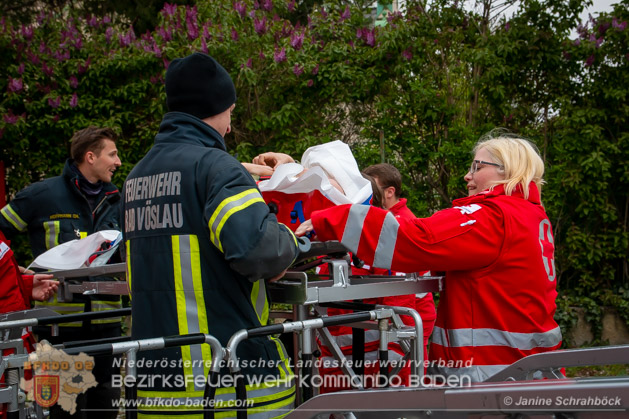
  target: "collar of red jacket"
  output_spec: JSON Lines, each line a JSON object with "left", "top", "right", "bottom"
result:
{"left": 453, "top": 182, "right": 540, "bottom": 206}
{"left": 389, "top": 198, "right": 407, "bottom": 212}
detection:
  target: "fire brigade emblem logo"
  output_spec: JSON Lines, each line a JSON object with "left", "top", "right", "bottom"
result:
{"left": 34, "top": 375, "right": 60, "bottom": 407}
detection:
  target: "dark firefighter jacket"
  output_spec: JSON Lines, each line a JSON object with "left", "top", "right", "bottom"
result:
{"left": 122, "top": 112, "right": 301, "bottom": 415}
{"left": 0, "top": 160, "right": 122, "bottom": 328}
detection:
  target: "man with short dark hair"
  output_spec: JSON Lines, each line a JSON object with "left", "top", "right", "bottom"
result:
{"left": 122, "top": 52, "right": 304, "bottom": 418}
{"left": 0, "top": 126, "right": 123, "bottom": 418}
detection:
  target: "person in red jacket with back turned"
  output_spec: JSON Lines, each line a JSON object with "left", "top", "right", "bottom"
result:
{"left": 296, "top": 131, "right": 562, "bottom": 383}
{"left": 1, "top": 230, "right": 57, "bottom": 419}
{"left": 0, "top": 230, "right": 57, "bottom": 316}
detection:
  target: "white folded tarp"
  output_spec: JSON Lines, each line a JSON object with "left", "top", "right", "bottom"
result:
{"left": 258, "top": 140, "right": 372, "bottom": 205}
{"left": 28, "top": 230, "right": 122, "bottom": 270}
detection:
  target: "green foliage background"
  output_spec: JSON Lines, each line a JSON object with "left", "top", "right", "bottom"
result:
{"left": 1, "top": 0, "right": 627, "bottom": 344}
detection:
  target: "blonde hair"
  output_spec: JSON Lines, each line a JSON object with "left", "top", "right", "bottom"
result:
{"left": 473, "top": 130, "right": 545, "bottom": 199}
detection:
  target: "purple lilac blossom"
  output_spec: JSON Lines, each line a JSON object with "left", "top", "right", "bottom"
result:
{"left": 56, "top": 50, "right": 71, "bottom": 61}
{"left": 21, "top": 25, "right": 34, "bottom": 41}
{"left": 577, "top": 23, "right": 587, "bottom": 38}
{"left": 4, "top": 111, "right": 20, "bottom": 124}
{"left": 186, "top": 7, "right": 199, "bottom": 40}
{"left": 70, "top": 93, "right": 78, "bottom": 108}
{"left": 8, "top": 78, "right": 23, "bottom": 92}
{"left": 48, "top": 96, "right": 61, "bottom": 108}
{"left": 293, "top": 64, "right": 303, "bottom": 76}
{"left": 254, "top": 17, "right": 268, "bottom": 35}
{"left": 119, "top": 29, "right": 136, "bottom": 47}
{"left": 386, "top": 11, "right": 402, "bottom": 23}
{"left": 231, "top": 28, "right": 239, "bottom": 41}
{"left": 287, "top": 0, "right": 295, "bottom": 12}
{"left": 261, "top": 0, "right": 272, "bottom": 11}
{"left": 290, "top": 32, "right": 304, "bottom": 50}
{"left": 612, "top": 18, "right": 627, "bottom": 31}
{"left": 340, "top": 6, "right": 350, "bottom": 21}
{"left": 234, "top": 2, "right": 247, "bottom": 18}
{"left": 281, "top": 21, "right": 292, "bottom": 37}
{"left": 273, "top": 47, "right": 286, "bottom": 62}
{"left": 162, "top": 3, "right": 177, "bottom": 17}
{"left": 402, "top": 48, "right": 412, "bottom": 61}
{"left": 69, "top": 75, "right": 78, "bottom": 88}
{"left": 364, "top": 29, "right": 375, "bottom": 46}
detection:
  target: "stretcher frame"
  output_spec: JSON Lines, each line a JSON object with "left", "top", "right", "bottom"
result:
{"left": 2, "top": 246, "right": 629, "bottom": 418}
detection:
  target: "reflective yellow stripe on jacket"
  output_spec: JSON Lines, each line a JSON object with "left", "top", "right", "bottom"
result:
{"left": 43, "top": 221, "right": 60, "bottom": 250}
{"left": 173, "top": 234, "right": 212, "bottom": 392}
{"left": 249, "top": 269, "right": 293, "bottom": 381}
{"left": 91, "top": 300, "right": 123, "bottom": 324}
{"left": 208, "top": 189, "right": 265, "bottom": 253}
{"left": 126, "top": 239, "right": 133, "bottom": 299}
{"left": 1, "top": 204, "right": 27, "bottom": 231}
{"left": 137, "top": 378, "right": 295, "bottom": 418}
{"left": 34, "top": 295, "right": 84, "bottom": 327}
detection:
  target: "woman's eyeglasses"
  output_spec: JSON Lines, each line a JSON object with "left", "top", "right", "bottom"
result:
{"left": 469, "top": 160, "right": 503, "bottom": 174}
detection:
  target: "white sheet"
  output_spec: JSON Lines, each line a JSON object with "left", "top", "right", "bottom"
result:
{"left": 258, "top": 140, "right": 372, "bottom": 205}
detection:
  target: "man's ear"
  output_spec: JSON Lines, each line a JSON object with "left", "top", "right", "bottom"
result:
{"left": 85, "top": 151, "right": 95, "bottom": 164}
{"left": 385, "top": 186, "right": 396, "bottom": 199}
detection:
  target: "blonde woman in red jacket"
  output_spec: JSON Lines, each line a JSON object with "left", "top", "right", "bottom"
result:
{"left": 296, "top": 132, "right": 561, "bottom": 383}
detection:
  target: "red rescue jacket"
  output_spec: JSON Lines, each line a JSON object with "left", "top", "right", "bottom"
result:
{"left": 311, "top": 183, "right": 561, "bottom": 382}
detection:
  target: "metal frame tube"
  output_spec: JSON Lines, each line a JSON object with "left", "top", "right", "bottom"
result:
{"left": 382, "top": 306, "right": 423, "bottom": 381}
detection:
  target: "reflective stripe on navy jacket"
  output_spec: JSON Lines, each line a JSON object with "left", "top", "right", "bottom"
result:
{"left": 0, "top": 160, "right": 122, "bottom": 325}
{"left": 122, "top": 112, "right": 299, "bottom": 401}
{"left": 311, "top": 183, "right": 562, "bottom": 382}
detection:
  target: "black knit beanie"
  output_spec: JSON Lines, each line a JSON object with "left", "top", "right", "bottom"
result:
{"left": 165, "top": 52, "right": 236, "bottom": 120}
